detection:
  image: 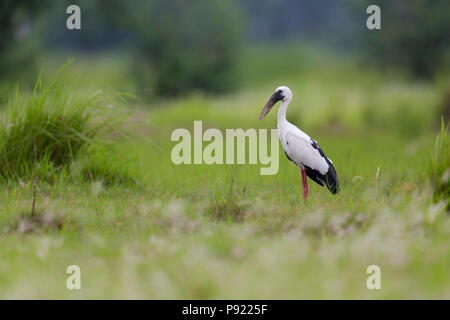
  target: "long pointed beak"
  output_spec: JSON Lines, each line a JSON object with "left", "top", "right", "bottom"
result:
{"left": 258, "top": 100, "right": 276, "bottom": 120}
{"left": 258, "top": 90, "right": 283, "bottom": 120}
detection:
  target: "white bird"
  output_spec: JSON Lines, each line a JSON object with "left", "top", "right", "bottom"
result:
{"left": 258, "top": 86, "right": 339, "bottom": 200}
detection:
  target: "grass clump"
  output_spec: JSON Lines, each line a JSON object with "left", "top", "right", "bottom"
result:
{"left": 0, "top": 67, "right": 127, "bottom": 183}
{"left": 207, "top": 194, "right": 248, "bottom": 222}
{"left": 427, "top": 119, "right": 450, "bottom": 205}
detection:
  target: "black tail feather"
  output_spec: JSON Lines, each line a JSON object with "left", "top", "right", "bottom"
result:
{"left": 305, "top": 139, "right": 340, "bottom": 194}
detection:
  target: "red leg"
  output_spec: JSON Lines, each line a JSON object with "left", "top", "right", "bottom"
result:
{"left": 300, "top": 168, "right": 308, "bottom": 200}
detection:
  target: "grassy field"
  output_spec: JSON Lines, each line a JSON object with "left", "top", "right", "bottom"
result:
{"left": 0, "top": 46, "right": 449, "bottom": 299}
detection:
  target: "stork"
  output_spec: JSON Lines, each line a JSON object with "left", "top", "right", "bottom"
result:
{"left": 258, "top": 86, "right": 339, "bottom": 200}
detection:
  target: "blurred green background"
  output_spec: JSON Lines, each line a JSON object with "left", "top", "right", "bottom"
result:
{"left": 0, "top": 0, "right": 449, "bottom": 299}
{"left": 2, "top": 0, "right": 449, "bottom": 98}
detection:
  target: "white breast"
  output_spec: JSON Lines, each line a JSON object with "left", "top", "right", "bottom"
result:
{"left": 278, "top": 122, "right": 330, "bottom": 175}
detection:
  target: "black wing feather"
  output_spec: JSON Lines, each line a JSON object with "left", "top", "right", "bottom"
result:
{"left": 305, "top": 140, "right": 340, "bottom": 194}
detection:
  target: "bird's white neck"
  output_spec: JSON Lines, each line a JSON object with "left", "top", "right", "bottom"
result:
{"left": 277, "top": 100, "right": 289, "bottom": 126}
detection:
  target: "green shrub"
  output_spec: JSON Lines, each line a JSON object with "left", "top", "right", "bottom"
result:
{"left": 427, "top": 119, "right": 450, "bottom": 205}
{"left": 0, "top": 67, "right": 123, "bottom": 182}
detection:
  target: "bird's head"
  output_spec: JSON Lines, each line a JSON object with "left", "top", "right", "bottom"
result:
{"left": 258, "top": 86, "right": 293, "bottom": 120}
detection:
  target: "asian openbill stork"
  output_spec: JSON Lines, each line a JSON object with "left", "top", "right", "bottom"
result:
{"left": 258, "top": 86, "right": 339, "bottom": 200}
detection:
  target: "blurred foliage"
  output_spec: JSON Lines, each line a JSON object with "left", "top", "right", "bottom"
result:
{"left": 1, "top": 0, "right": 449, "bottom": 100}
{"left": 239, "top": 0, "right": 359, "bottom": 47}
{"left": 99, "top": 0, "right": 243, "bottom": 97}
{"left": 0, "top": 65, "right": 130, "bottom": 183}
{"left": 357, "top": 0, "right": 450, "bottom": 78}
{"left": 438, "top": 86, "right": 450, "bottom": 126}
{"left": 2, "top": 0, "right": 243, "bottom": 99}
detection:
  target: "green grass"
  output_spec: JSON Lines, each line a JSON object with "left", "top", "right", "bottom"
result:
{"left": 0, "top": 46, "right": 449, "bottom": 299}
